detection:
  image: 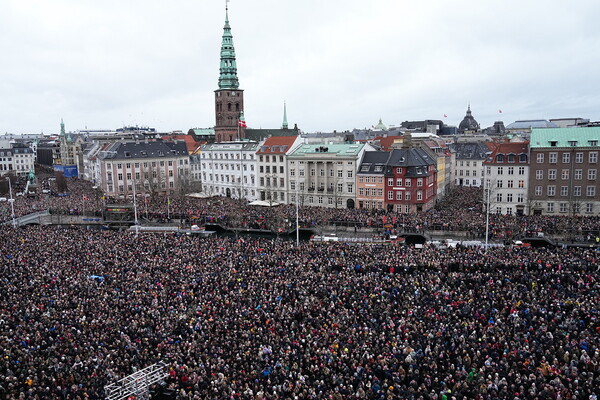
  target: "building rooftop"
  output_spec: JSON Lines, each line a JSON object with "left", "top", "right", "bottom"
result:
{"left": 288, "top": 143, "right": 365, "bottom": 157}
{"left": 530, "top": 126, "right": 600, "bottom": 148}
{"left": 506, "top": 120, "right": 558, "bottom": 130}
{"left": 256, "top": 136, "right": 298, "bottom": 155}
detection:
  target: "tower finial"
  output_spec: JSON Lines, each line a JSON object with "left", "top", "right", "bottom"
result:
{"left": 282, "top": 101, "right": 288, "bottom": 129}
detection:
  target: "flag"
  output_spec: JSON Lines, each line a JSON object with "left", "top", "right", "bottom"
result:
{"left": 238, "top": 119, "right": 247, "bottom": 128}
{"left": 167, "top": 198, "right": 171, "bottom": 205}
{"left": 83, "top": 195, "right": 89, "bottom": 201}
{"left": 443, "top": 114, "right": 448, "bottom": 118}
{"left": 498, "top": 109, "right": 503, "bottom": 113}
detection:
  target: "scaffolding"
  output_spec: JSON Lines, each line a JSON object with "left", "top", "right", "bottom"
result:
{"left": 104, "top": 361, "right": 168, "bottom": 400}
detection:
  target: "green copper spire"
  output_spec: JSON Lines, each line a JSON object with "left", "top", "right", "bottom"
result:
{"left": 218, "top": 5, "right": 239, "bottom": 89}
{"left": 60, "top": 118, "right": 65, "bottom": 136}
{"left": 282, "top": 101, "right": 288, "bottom": 129}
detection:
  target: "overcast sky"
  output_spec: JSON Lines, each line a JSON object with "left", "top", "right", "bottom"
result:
{"left": 1, "top": 0, "right": 599, "bottom": 135}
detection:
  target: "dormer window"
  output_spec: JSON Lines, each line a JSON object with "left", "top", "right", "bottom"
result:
{"left": 507, "top": 154, "right": 515, "bottom": 163}
{"left": 124, "top": 151, "right": 131, "bottom": 158}
{"left": 496, "top": 154, "right": 504, "bottom": 162}
{"left": 569, "top": 141, "right": 578, "bottom": 146}
{"left": 549, "top": 141, "right": 558, "bottom": 147}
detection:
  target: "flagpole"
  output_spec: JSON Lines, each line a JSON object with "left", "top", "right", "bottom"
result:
{"left": 296, "top": 183, "right": 299, "bottom": 246}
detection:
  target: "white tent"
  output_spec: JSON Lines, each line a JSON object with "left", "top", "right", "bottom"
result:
{"left": 186, "top": 193, "right": 213, "bottom": 199}
{"left": 248, "top": 200, "right": 280, "bottom": 207}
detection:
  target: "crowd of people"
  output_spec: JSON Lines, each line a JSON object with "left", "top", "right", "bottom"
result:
{"left": 2, "top": 176, "right": 599, "bottom": 242}
{"left": 1, "top": 226, "right": 598, "bottom": 399}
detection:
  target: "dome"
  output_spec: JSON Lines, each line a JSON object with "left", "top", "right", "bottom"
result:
{"left": 458, "top": 105, "right": 480, "bottom": 132}
{"left": 373, "top": 118, "right": 388, "bottom": 131}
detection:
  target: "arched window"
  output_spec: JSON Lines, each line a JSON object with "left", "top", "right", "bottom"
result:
{"left": 235, "top": 103, "right": 240, "bottom": 112}
{"left": 228, "top": 103, "right": 232, "bottom": 111}
{"left": 496, "top": 154, "right": 504, "bottom": 162}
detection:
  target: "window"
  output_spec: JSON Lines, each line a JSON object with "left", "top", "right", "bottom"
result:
{"left": 347, "top": 183, "right": 353, "bottom": 193}
{"left": 560, "top": 169, "right": 569, "bottom": 180}
{"left": 560, "top": 186, "right": 568, "bottom": 197}
{"left": 117, "top": 163, "right": 122, "bottom": 169}
{"left": 562, "top": 153, "right": 570, "bottom": 164}
{"left": 405, "top": 178, "right": 411, "bottom": 187}
{"left": 359, "top": 188, "right": 364, "bottom": 196}
{"left": 586, "top": 203, "right": 594, "bottom": 213}
{"left": 117, "top": 173, "right": 123, "bottom": 181}
{"left": 496, "top": 193, "right": 502, "bottom": 202}
{"left": 388, "top": 178, "right": 393, "bottom": 186}
{"left": 588, "top": 169, "right": 597, "bottom": 180}
{"left": 405, "top": 192, "right": 411, "bottom": 201}
{"left": 290, "top": 168, "right": 295, "bottom": 177}
{"left": 396, "top": 191, "right": 402, "bottom": 200}
{"left": 587, "top": 186, "right": 596, "bottom": 197}
{"left": 507, "top": 154, "right": 515, "bottom": 163}
{"left": 416, "top": 191, "right": 423, "bottom": 201}
{"left": 536, "top": 170, "right": 543, "bottom": 180}
{"left": 337, "top": 170, "right": 343, "bottom": 178}
{"left": 575, "top": 169, "right": 583, "bottom": 180}
{"left": 290, "top": 181, "right": 295, "bottom": 190}
{"left": 517, "top": 194, "right": 524, "bottom": 203}
{"left": 497, "top": 180, "right": 503, "bottom": 188}
{"left": 347, "top": 171, "right": 353, "bottom": 178}
{"left": 299, "top": 169, "right": 305, "bottom": 177}
{"left": 574, "top": 186, "right": 581, "bottom": 197}
{"left": 518, "top": 180, "right": 524, "bottom": 188}
{"left": 506, "top": 194, "right": 513, "bottom": 203}
{"left": 518, "top": 167, "right": 525, "bottom": 175}
{"left": 560, "top": 203, "right": 568, "bottom": 213}
{"left": 319, "top": 169, "right": 325, "bottom": 177}
{"left": 549, "top": 153, "right": 557, "bottom": 164}
{"left": 547, "top": 185, "right": 556, "bottom": 196}
{"left": 548, "top": 170, "right": 556, "bottom": 180}
{"left": 508, "top": 167, "right": 514, "bottom": 175}
{"left": 575, "top": 152, "right": 584, "bottom": 163}
{"left": 507, "top": 180, "right": 514, "bottom": 188}
{"left": 535, "top": 186, "right": 542, "bottom": 196}
{"left": 396, "top": 167, "right": 402, "bottom": 173}
{"left": 417, "top": 178, "right": 423, "bottom": 187}
{"left": 536, "top": 153, "right": 544, "bottom": 163}
{"left": 337, "top": 183, "right": 343, "bottom": 193}
{"left": 590, "top": 152, "right": 598, "bottom": 163}
{"left": 497, "top": 167, "right": 503, "bottom": 175}
{"left": 547, "top": 202, "right": 554, "bottom": 213}
{"left": 310, "top": 168, "right": 315, "bottom": 176}
{"left": 388, "top": 191, "right": 393, "bottom": 200}
{"left": 496, "top": 154, "right": 504, "bottom": 162}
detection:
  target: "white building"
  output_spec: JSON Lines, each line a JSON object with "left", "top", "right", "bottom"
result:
{"left": 484, "top": 141, "right": 530, "bottom": 216}
{"left": 0, "top": 146, "right": 35, "bottom": 177}
{"left": 287, "top": 142, "right": 374, "bottom": 209}
{"left": 453, "top": 142, "right": 492, "bottom": 187}
{"left": 200, "top": 141, "right": 260, "bottom": 200}
{"left": 256, "top": 135, "right": 302, "bottom": 204}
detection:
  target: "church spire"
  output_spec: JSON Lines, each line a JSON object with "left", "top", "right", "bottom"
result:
{"left": 218, "top": 3, "right": 239, "bottom": 89}
{"left": 282, "top": 101, "right": 288, "bottom": 129}
{"left": 60, "top": 118, "right": 65, "bottom": 136}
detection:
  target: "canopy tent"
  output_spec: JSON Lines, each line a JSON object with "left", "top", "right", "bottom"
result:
{"left": 186, "top": 193, "right": 214, "bottom": 199}
{"left": 248, "top": 200, "right": 280, "bottom": 207}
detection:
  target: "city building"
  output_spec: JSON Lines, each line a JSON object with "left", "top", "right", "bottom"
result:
{"left": 199, "top": 141, "right": 260, "bottom": 200}
{"left": 0, "top": 145, "right": 35, "bottom": 177}
{"left": 383, "top": 148, "right": 437, "bottom": 213}
{"left": 528, "top": 127, "right": 599, "bottom": 216}
{"left": 97, "top": 141, "right": 190, "bottom": 197}
{"left": 287, "top": 143, "right": 374, "bottom": 209}
{"left": 256, "top": 135, "right": 302, "bottom": 204}
{"left": 483, "top": 141, "right": 530, "bottom": 216}
{"left": 452, "top": 142, "right": 493, "bottom": 187}
{"left": 356, "top": 151, "right": 388, "bottom": 210}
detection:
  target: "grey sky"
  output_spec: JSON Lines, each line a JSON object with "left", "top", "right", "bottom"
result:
{"left": 1, "top": 0, "right": 599, "bottom": 135}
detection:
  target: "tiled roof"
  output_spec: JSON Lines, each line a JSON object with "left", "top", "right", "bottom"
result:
{"left": 485, "top": 142, "right": 529, "bottom": 165}
{"left": 530, "top": 127, "right": 600, "bottom": 148}
{"left": 358, "top": 151, "right": 390, "bottom": 174}
{"left": 256, "top": 136, "right": 298, "bottom": 154}
{"left": 161, "top": 135, "right": 201, "bottom": 154}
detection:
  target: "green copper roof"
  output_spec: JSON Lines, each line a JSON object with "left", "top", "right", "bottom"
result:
{"left": 60, "top": 118, "right": 65, "bottom": 136}
{"left": 282, "top": 101, "right": 288, "bottom": 129}
{"left": 289, "top": 143, "right": 365, "bottom": 157}
{"left": 218, "top": 7, "right": 239, "bottom": 89}
{"left": 530, "top": 127, "right": 600, "bottom": 148}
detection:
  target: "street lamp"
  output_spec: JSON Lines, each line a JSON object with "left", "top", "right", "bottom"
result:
{"left": 8, "top": 178, "right": 16, "bottom": 228}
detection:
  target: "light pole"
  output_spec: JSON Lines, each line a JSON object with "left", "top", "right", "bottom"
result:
{"left": 8, "top": 178, "right": 16, "bottom": 228}
{"left": 485, "top": 167, "right": 491, "bottom": 251}
{"left": 296, "top": 182, "right": 299, "bottom": 246}
{"left": 132, "top": 180, "right": 139, "bottom": 236}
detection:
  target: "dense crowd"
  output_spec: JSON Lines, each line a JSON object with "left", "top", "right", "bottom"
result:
{"left": 2, "top": 177, "right": 599, "bottom": 242}
{"left": 1, "top": 226, "right": 598, "bottom": 399}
